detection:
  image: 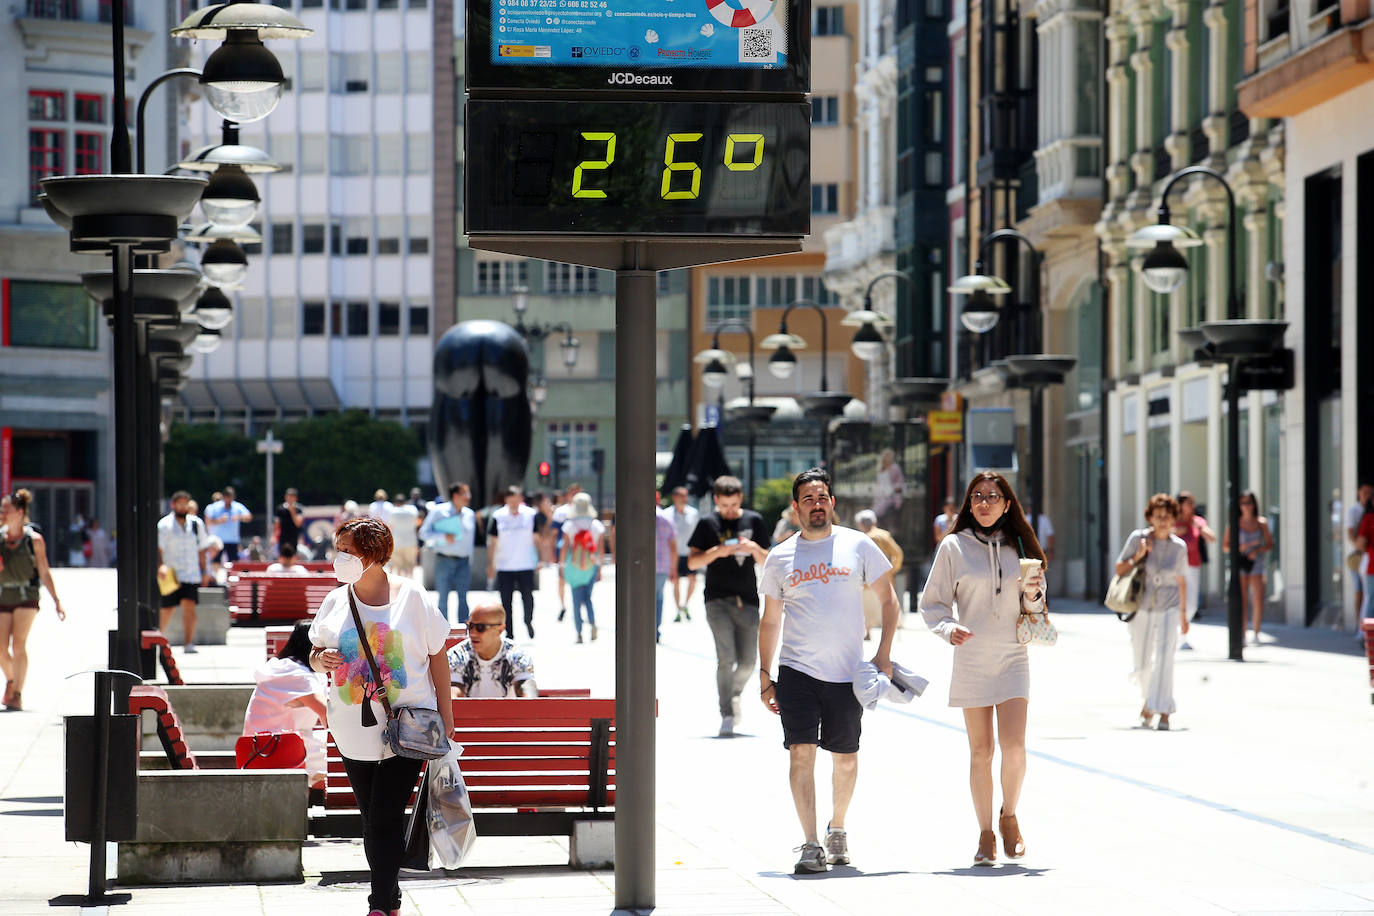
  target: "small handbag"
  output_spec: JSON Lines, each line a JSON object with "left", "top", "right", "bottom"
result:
{"left": 235, "top": 731, "right": 306, "bottom": 769}
{"left": 348, "top": 588, "right": 451, "bottom": 761}
{"left": 1016, "top": 611, "right": 1058, "bottom": 646}
{"left": 1105, "top": 530, "right": 1148, "bottom": 621}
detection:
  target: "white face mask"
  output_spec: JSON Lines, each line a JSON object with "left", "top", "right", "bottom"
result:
{"left": 333, "top": 550, "right": 370, "bottom": 584}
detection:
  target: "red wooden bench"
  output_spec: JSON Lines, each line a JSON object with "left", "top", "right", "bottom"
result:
{"left": 310, "top": 696, "right": 614, "bottom": 840}
{"left": 229, "top": 573, "right": 339, "bottom": 624}
{"left": 128, "top": 685, "right": 198, "bottom": 770}
{"left": 264, "top": 625, "right": 470, "bottom": 659}
{"left": 227, "top": 560, "right": 333, "bottom": 574}
{"left": 140, "top": 630, "right": 184, "bottom": 685}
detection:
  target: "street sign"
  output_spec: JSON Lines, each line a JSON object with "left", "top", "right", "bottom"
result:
{"left": 927, "top": 409, "right": 962, "bottom": 443}
{"left": 1235, "top": 347, "right": 1295, "bottom": 393}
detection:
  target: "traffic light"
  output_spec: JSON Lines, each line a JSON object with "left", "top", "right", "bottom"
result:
{"left": 537, "top": 460, "right": 551, "bottom": 483}
{"left": 552, "top": 439, "right": 570, "bottom": 486}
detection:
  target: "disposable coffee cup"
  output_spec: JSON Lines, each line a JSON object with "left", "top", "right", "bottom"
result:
{"left": 1018, "top": 558, "right": 1042, "bottom": 588}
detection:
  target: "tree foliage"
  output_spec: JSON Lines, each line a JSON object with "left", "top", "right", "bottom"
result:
{"left": 752, "top": 474, "right": 797, "bottom": 536}
{"left": 164, "top": 411, "right": 423, "bottom": 512}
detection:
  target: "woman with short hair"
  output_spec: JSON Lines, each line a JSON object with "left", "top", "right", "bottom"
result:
{"left": 308, "top": 516, "right": 452, "bottom": 916}
{"left": 1115, "top": 493, "right": 1189, "bottom": 730}
{"left": 919, "top": 471, "right": 1047, "bottom": 866}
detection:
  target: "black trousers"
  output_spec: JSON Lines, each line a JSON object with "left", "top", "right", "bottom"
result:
{"left": 497, "top": 568, "right": 536, "bottom": 638}
{"left": 341, "top": 753, "right": 424, "bottom": 912}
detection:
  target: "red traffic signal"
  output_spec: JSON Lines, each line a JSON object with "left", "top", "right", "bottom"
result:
{"left": 538, "top": 460, "right": 551, "bottom": 480}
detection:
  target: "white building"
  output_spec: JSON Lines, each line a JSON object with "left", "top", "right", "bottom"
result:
{"left": 0, "top": 0, "right": 180, "bottom": 548}
{"left": 179, "top": 1, "right": 454, "bottom": 431}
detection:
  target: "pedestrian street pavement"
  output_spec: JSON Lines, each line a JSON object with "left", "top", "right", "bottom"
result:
{"left": 2, "top": 567, "right": 1372, "bottom": 914}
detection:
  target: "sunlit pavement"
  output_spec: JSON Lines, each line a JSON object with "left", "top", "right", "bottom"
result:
{"left": 3, "top": 567, "right": 1372, "bottom": 914}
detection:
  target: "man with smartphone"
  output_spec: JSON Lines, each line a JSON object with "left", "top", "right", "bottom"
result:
{"left": 688, "top": 475, "right": 771, "bottom": 737}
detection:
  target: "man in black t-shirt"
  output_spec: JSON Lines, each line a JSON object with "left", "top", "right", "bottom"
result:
{"left": 274, "top": 487, "right": 304, "bottom": 554}
{"left": 688, "top": 475, "right": 770, "bottom": 737}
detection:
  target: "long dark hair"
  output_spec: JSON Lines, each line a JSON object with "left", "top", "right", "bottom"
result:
{"left": 949, "top": 471, "right": 1047, "bottom": 566}
{"left": 277, "top": 620, "right": 314, "bottom": 667}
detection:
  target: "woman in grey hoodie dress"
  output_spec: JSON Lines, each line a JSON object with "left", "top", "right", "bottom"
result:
{"left": 920, "top": 472, "right": 1047, "bottom": 867}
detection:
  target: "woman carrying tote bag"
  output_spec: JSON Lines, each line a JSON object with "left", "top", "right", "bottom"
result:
{"left": 1115, "top": 494, "right": 1188, "bottom": 731}
{"left": 919, "top": 471, "right": 1047, "bottom": 866}
{"left": 309, "top": 516, "right": 453, "bottom": 916}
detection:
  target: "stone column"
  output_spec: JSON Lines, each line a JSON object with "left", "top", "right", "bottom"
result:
{"left": 1202, "top": 1, "right": 1229, "bottom": 158}
{"left": 1163, "top": 0, "right": 1191, "bottom": 170}
{"left": 1105, "top": 12, "right": 1134, "bottom": 202}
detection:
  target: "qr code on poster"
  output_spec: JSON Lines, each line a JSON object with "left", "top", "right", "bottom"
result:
{"left": 739, "top": 27, "right": 776, "bottom": 63}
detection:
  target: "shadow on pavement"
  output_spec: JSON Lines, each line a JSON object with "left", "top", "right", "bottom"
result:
{"left": 3, "top": 795, "right": 62, "bottom": 803}
{"left": 931, "top": 865, "right": 1051, "bottom": 878}
{"left": 761, "top": 867, "right": 914, "bottom": 880}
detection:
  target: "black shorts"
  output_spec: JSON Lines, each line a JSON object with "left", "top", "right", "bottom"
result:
{"left": 775, "top": 665, "right": 862, "bottom": 754}
{"left": 159, "top": 582, "right": 199, "bottom": 608}
{"left": 676, "top": 556, "right": 693, "bottom": 577}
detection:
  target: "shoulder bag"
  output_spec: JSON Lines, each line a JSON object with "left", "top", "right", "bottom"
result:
{"left": 1014, "top": 537, "right": 1058, "bottom": 646}
{"left": 1105, "top": 529, "right": 1148, "bottom": 621}
{"left": 348, "top": 588, "right": 451, "bottom": 760}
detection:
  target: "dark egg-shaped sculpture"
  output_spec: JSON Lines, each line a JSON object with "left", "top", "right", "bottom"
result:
{"left": 430, "top": 320, "right": 531, "bottom": 508}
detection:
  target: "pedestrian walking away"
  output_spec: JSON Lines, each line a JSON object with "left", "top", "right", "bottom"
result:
{"left": 1222, "top": 490, "right": 1274, "bottom": 645}
{"left": 204, "top": 486, "right": 252, "bottom": 565}
{"left": 308, "top": 515, "right": 453, "bottom": 916}
{"left": 157, "top": 490, "right": 212, "bottom": 655}
{"left": 919, "top": 471, "right": 1047, "bottom": 866}
{"left": 667, "top": 486, "right": 700, "bottom": 620}
{"left": 758, "top": 468, "right": 898, "bottom": 874}
{"left": 86, "top": 517, "right": 111, "bottom": 568}
{"left": 487, "top": 485, "right": 540, "bottom": 640}
{"left": 688, "top": 475, "right": 771, "bottom": 737}
{"left": 855, "top": 509, "right": 904, "bottom": 639}
{"left": 560, "top": 492, "right": 605, "bottom": 644}
{"left": 384, "top": 492, "right": 421, "bottom": 579}
{"left": 653, "top": 494, "right": 678, "bottom": 640}
{"left": 449, "top": 603, "right": 539, "bottom": 697}
{"left": 420, "top": 483, "right": 478, "bottom": 625}
{"left": 1116, "top": 494, "right": 1189, "bottom": 731}
{"left": 274, "top": 487, "right": 305, "bottom": 552}
{"left": 933, "top": 497, "right": 958, "bottom": 546}
{"left": 0, "top": 489, "right": 66, "bottom": 712}
{"left": 1174, "top": 491, "right": 1216, "bottom": 650}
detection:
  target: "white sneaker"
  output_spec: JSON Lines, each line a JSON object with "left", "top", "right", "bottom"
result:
{"left": 1247, "top": 632, "right": 1259, "bottom": 646}
{"left": 183, "top": 644, "right": 198, "bottom": 654}
{"left": 718, "top": 715, "right": 734, "bottom": 737}
{"left": 824, "top": 825, "right": 850, "bottom": 865}
{"left": 793, "top": 842, "right": 827, "bottom": 874}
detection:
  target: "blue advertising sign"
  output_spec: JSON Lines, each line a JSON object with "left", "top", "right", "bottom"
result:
{"left": 491, "top": 0, "right": 789, "bottom": 71}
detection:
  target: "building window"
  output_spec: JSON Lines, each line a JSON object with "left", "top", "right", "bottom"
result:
{"left": 28, "top": 130, "right": 64, "bottom": 201}
{"left": 302, "top": 223, "right": 325, "bottom": 254}
{"left": 406, "top": 132, "right": 430, "bottom": 174}
{"left": 409, "top": 303, "right": 430, "bottom": 335}
{"left": 28, "top": 90, "right": 64, "bottom": 121}
{"left": 811, "top": 183, "right": 839, "bottom": 213}
{"left": 544, "top": 421, "right": 600, "bottom": 478}
{"left": 811, "top": 96, "right": 840, "bottom": 125}
{"left": 545, "top": 262, "right": 601, "bottom": 294}
{"left": 302, "top": 301, "right": 325, "bottom": 335}
{"left": 346, "top": 0, "right": 368, "bottom": 10}
{"left": 74, "top": 94, "right": 104, "bottom": 123}
{"left": 801, "top": 276, "right": 838, "bottom": 306}
{"left": 376, "top": 215, "right": 402, "bottom": 255}
{"left": 706, "top": 275, "right": 751, "bottom": 325}
{"left": 270, "top": 222, "right": 294, "bottom": 255}
{"left": 25, "top": 1, "right": 78, "bottom": 20}
{"left": 813, "top": 6, "right": 844, "bottom": 35}
{"left": 408, "top": 216, "right": 429, "bottom": 255}
{"left": 378, "top": 301, "right": 401, "bottom": 335}
{"left": 754, "top": 276, "right": 798, "bottom": 308}
{"left": 332, "top": 52, "right": 371, "bottom": 93}
{"left": 7, "top": 281, "right": 96, "bottom": 350}
{"left": 331, "top": 135, "right": 370, "bottom": 175}
{"left": 73, "top": 132, "right": 103, "bottom": 174}
{"left": 345, "top": 216, "right": 370, "bottom": 255}
{"left": 242, "top": 222, "right": 263, "bottom": 256}
{"left": 476, "top": 259, "right": 529, "bottom": 294}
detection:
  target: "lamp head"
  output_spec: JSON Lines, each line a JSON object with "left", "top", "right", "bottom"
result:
{"left": 768, "top": 345, "right": 798, "bottom": 379}
{"left": 192, "top": 286, "right": 234, "bottom": 331}
{"left": 199, "top": 238, "right": 249, "bottom": 287}
{"left": 201, "top": 31, "right": 286, "bottom": 124}
{"left": 191, "top": 326, "right": 222, "bottom": 354}
{"left": 560, "top": 335, "right": 580, "bottom": 368}
{"left": 200, "top": 164, "right": 260, "bottom": 227}
{"left": 1141, "top": 241, "right": 1190, "bottom": 294}
{"left": 849, "top": 321, "right": 885, "bottom": 362}
{"left": 701, "top": 357, "right": 729, "bottom": 389}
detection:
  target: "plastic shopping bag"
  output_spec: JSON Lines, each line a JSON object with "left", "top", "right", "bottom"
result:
{"left": 426, "top": 746, "right": 477, "bottom": 869}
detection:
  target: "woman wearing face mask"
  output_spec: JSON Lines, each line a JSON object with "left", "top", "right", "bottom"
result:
{"left": 919, "top": 472, "right": 1047, "bottom": 867}
{"left": 308, "top": 516, "right": 453, "bottom": 916}
{"left": 1115, "top": 493, "right": 1188, "bottom": 731}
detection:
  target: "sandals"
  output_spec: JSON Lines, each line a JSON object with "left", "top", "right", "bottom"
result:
{"left": 974, "top": 829, "right": 997, "bottom": 866}
{"left": 999, "top": 808, "right": 1025, "bottom": 858}
{"left": 4, "top": 690, "right": 22, "bottom": 712}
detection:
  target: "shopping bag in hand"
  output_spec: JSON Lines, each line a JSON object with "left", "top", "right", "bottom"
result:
{"left": 427, "top": 746, "right": 477, "bottom": 869}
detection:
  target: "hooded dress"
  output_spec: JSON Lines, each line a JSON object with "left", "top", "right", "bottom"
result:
{"left": 919, "top": 528, "right": 1044, "bottom": 708}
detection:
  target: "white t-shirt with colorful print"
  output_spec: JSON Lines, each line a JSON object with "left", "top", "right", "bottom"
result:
{"left": 308, "top": 580, "right": 450, "bottom": 761}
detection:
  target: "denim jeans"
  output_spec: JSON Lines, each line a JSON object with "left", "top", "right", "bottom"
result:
{"left": 654, "top": 572, "right": 669, "bottom": 640}
{"left": 570, "top": 583, "right": 596, "bottom": 636}
{"left": 705, "top": 597, "right": 760, "bottom": 718}
{"left": 434, "top": 554, "right": 471, "bottom": 625}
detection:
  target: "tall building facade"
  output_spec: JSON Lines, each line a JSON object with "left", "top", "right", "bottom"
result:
{"left": 180, "top": 2, "right": 450, "bottom": 432}
{"left": 0, "top": 0, "right": 180, "bottom": 546}
{"left": 1237, "top": 0, "right": 1372, "bottom": 627}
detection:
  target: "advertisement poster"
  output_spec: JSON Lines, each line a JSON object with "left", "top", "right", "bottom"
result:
{"left": 492, "top": 0, "right": 789, "bottom": 70}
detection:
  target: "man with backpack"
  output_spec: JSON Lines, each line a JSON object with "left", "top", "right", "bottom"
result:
{"left": 157, "top": 490, "right": 212, "bottom": 654}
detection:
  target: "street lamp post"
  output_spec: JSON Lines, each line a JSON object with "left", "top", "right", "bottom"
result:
{"left": 1127, "top": 165, "right": 1285, "bottom": 661}
{"left": 760, "top": 299, "right": 854, "bottom": 468}
{"left": 257, "top": 431, "right": 284, "bottom": 534}
{"left": 695, "top": 319, "right": 773, "bottom": 502}
{"left": 844, "top": 271, "right": 909, "bottom": 418}
{"left": 507, "top": 287, "right": 580, "bottom": 468}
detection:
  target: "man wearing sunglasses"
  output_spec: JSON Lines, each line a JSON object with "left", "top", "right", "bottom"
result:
{"left": 447, "top": 603, "right": 539, "bottom": 698}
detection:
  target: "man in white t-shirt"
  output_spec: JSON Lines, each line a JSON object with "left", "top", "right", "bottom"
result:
{"left": 667, "top": 486, "right": 701, "bottom": 620}
{"left": 448, "top": 604, "right": 538, "bottom": 698}
{"left": 385, "top": 492, "right": 420, "bottom": 578}
{"left": 265, "top": 542, "right": 310, "bottom": 574}
{"left": 487, "top": 486, "right": 540, "bottom": 640}
{"left": 758, "top": 468, "right": 898, "bottom": 875}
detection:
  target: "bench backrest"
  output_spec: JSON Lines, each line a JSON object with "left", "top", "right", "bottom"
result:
{"left": 228, "top": 561, "right": 333, "bottom": 574}
{"left": 323, "top": 697, "right": 615, "bottom": 811}
{"left": 228, "top": 574, "right": 339, "bottom": 623}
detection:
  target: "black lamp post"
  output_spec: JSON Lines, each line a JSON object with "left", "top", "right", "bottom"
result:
{"left": 508, "top": 286, "right": 579, "bottom": 439}
{"left": 760, "top": 299, "right": 853, "bottom": 468}
{"left": 695, "top": 319, "right": 775, "bottom": 502}
{"left": 845, "top": 272, "right": 909, "bottom": 421}
{"left": 1127, "top": 165, "right": 1287, "bottom": 661}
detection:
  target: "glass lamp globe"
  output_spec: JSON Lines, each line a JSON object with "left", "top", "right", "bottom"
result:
{"left": 199, "top": 239, "right": 249, "bottom": 287}
{"left": 1141, "top": 242, "right": 1190, "bottom": 294}
{"left": 849, "top": 322, "right": 885, "bottom": 361}
{"left": 701, "top": 358, "right": 729, "bottom": 389}
{"left": 193, "top": 287, "right": 234, "bottom": 331}
{"left": 199, "top": 164, "right": 260, "bottom": 227}
{"left": 192, "top": 328, "right": 222, "bottom": 354}
{"left": 768, "top": 346, "right": 797, "bottom": 379}
{"left": 560, "top": 336, "right": 580, "bottom": 368}
{"left": 201, "top": 33, "right": 286, "bottom": 123}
